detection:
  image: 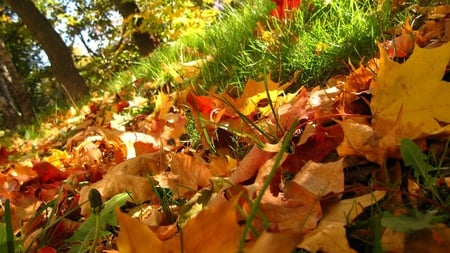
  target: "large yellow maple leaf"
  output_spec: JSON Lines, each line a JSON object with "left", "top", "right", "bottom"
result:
{"left": 371, "top": 42, "right": 450, "bottom": 139}
{"left": 116, "top": 195, "right": 242, "bottom": 253}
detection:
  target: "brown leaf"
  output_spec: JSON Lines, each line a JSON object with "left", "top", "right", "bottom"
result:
{"left": 336, "top": 118, "right": 402, "bottom": 165}
{"left": 404, "top": 225, "right": 450, "bottom": 253}
{"left": 251, "top": 152, "right": 322, "bottom": 233}
{"left": 168, "top": 153, "right": 213, "bottom": 196}
{"left": 79, "top": 174, "right": 159, "bottom": 216}
{"left": 230, "top": 145, "right": 277, "bottom": 184}
{"left": 298, "top": 191, "right": 386, "bottom": 252}
{"left": 248, "top": 231, "right": 303, "bottom": 253}
{"left": 291, "top": 159, "right": 344, "bottom": 197}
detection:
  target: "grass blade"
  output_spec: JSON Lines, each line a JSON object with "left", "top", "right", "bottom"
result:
{"left": 5, "top": 199, "right": 14, "bottom": 253}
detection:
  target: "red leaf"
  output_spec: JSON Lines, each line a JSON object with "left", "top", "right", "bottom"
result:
{"left": 37, "top": 247, "right": 57, "bottom": 253}
{"left": 115, "top": 100, "right": 130, "bottom": 113}
{"left": 0, "top": 146, "right": 16, "bottom": 164}
{"left": 134, "top": 141, "right": 158, "bottom": 155}
{"left": 186, "top": 92, "right": 216, "bottom": 115}
{"left": 32, "top": 161, "right": 68, "bottom": 183}
{"left": 283, "top": 124, "right": 344, "bottom": 174}
{"left": 270, "top": 0, "right": 302, "bottom": 19}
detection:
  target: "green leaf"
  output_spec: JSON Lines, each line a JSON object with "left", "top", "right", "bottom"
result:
{"left": 0, "top": 223, "right": 8, "bottom": 253}
{"left": 0, "top": 223, "right": 23, "bottom": 253}
{"left": 400, "top": 139, "right": 436, "bottom": 186}
{"left": 381, "top": 211, "right": 444, "bottom": 233}
{"left": 67, "top": 193, "right": 129, "bottom": 253}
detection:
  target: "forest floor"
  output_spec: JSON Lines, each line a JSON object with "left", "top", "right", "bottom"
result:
{"left": 2, "top": 1, "right": 450, "bottom": 253}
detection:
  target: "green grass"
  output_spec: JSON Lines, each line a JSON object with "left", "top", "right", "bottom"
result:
{"left": 110, "top": 0, "right": 412, "bottom": 95}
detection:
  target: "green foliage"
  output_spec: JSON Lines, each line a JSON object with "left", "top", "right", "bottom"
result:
{"left": 0, "top": 223, "right": 23, "bottom": 253}
{"left": 119, "top": 0, "right": 404, "bottom": 95}
{"left": 381, "top": 210, "right": 445, "bottom": 233}
{"left": 0, "top": 3, "right": 45, "bottom": 75}
{"left": 282, "top": 0, "right": 380, "bottom": 87}
{"left": 400, "top": 139, "right": 443, "bottom": 203}
{"left": 0, "top": 200, "right": 17, "bottom": 253}
{"left": 66, "top": 193, "right": 129, "bottom": 253}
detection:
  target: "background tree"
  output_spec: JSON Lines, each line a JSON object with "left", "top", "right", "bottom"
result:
{"left": 0, "top": 38, "right": 35, "bottom": 129}
{"left": 3, "top": 0, "right": 90, "bottom": 102}
{"left": 113, "top": 0, "right": 160, "bottom": 55}
{"left": 0, "top": 0, "right": 223, "bottom": 129}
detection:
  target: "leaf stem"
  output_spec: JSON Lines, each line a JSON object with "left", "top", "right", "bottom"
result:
{"left": 89, "top": 213, "right": 100, "bottom": 253}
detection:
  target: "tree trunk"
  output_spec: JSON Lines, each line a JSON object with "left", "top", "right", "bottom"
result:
{"left": 0, "top": 38, "right": 35, "bottom": 129}
{"left": 4, "top": 0, "right": 89, "bottom": 102}
{"left": 113, "top": 0, "right": 159, "bottom": 55}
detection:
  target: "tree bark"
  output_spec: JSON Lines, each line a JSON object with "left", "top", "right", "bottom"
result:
{"left": 0, "top": 38, "right": 35, "bottom": 129}
{"left": 4, "top": 0, "right": 89, "bottom": 102}
{"left": 113, "top": 0, "right": 159, "bottom": 55}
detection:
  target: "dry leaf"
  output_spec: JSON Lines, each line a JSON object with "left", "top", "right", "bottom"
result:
{"left": 337, "top": 117, "right": 402, "bottom": 165}
{"left": 371, "top": 42, "right": 450, "bottom": 139}
{"left": 230, "top": 145, "right": 277, "bottom": 184}
{"left": 165, "top": 195, "right": 242, "bottom": 253}
{"left": 291, "top": 159, "right": 344, "bottom": 197}
{"left": 247, "top": 231, "right": 303, "bottom": 253}
{"left": 235, "top": 75, "right": 289, "bottom": 116}
{"left": 298, "top": 191, "right": 386, "bottom": 252}
{"left": 404, "top": 225, "right": 450, "bottom": 253}
{"left": 169, "top": 153, "right": 213, "bottom": 196}
{"left": 381, "top": 228, "right": 405, "bottom": 253}
{"left": 116, "top": 195, "right": 241, "bottom": 253}
{"left": 79, "top": 174, "right": 158, "bottom": 216}
{"left": 116, "top": 209, "right": 163, "bottom": 253}
{"left": 108, "top": 152, "right": 166, "bottom": 176}
{"left": 251, "top": 152, "right": 322, "bottom": 233}
{"left": 79, "top": 153, "right": 165, "bottom": 216}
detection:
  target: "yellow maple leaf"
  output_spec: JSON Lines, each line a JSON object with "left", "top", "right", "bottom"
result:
{"left": 235, "top": 75, "right": 290, "bottom": 116}
{"left": 116, "top": 195, "right": 241, "bottom": 253}
{"left": 116, "top": 209, "right": 163, "bottom": 253}
{"left": 371, "top": 42, "right": 450, "bottom": 139}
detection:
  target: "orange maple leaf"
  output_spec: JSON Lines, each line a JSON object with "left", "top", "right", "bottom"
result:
{"left": 116, "top": 195, "right": 242, "bottom": 253}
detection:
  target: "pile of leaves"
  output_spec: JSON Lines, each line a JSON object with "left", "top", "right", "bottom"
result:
{"left": 2, "top": 2, "right": 450, "bottom": 253}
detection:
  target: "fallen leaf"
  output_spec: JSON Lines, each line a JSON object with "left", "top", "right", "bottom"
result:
{"left": 382, "top": 23, "right": 415, "bottom": 58}
{"left": 230, "top": 145, "right": 278, "bottom": 184}
{"left": 283, "top": 124, "right": 344, "bottom": 172}
{"left": 291, "top": 159, "right": 344, "bottom": 197}
{"left": 0, "top": 146, "right": 16, "bottom": 165}
{"left": 371, "top": 42, "right": 450, "bottom": 139}
{"left": 270, "top": 0, "right": 302, "bottom": 19}
{"left": 116, "top": 195, "right": 242, "bottom": 253}
{"left": 235, "top": 75, "right": 289, "bottom": 117}
{"left": 248, "top": 231, "right": 303, "bottom": 253}
{"left": 251, "top": 152, "right": 322, "bottom": 233}
{"left": 37, "top": 246, "right": 57, "bottom": 253}
{"left": 380, "top": 228, "right": 405, "bottom": 253}
{"left": 298, "top": 191, "right": 386, "bottom": 252}
{"left": 79, "top": 174, "right": 158, "bottom": 216}
{"left": 209, "top": 155, "right": 236, "bottom": 176}
{"left": 403, "top": 225, "right": 450, "bottom": 253}
{"left": 31, "top": 161, "right": 68, "bottom": 183}
{"left": 165, "top": 194, "right": 242, "bottom": 253}
{"left": 169, "top": 153, "right": 213, "bottom": 196}
{"left": 116, "top": 208, "right": 163, "bottom": 253}
{"left": 336, "top": 117, "right": 402, "bottom": 165}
